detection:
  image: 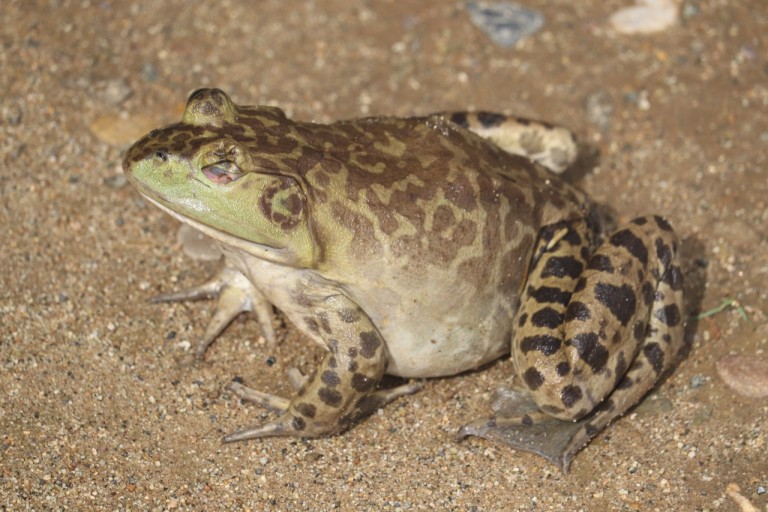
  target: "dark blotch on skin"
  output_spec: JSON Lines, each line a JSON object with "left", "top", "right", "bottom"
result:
{"left": 321, "top": 370, "right": 341, "bottom": 387}
{"left": 556, "top": 362, "right": 571, "bottom": 376}
{"left": 569, "top": 332, "right": 609, "bottom": 372}
{"left": 520, "top": 335, "right": 562, "bottom": 356}
{"left": 339, "top": 308, "right": 361, "bottom": 323}
{"left": 594, "top": 282, "right": 637, "bottom": 326}
{"left": 541, "top": 256, "right": 584, "bottom": 279}
{"left": 295, "top": 402, "right": 317, "bottom": 418}
{"left": 305, "top": 317, "right": 320, "bottom": 334}
{"left": 477, "top": 111, "right": 506, "bottom": 128}
{"left": 523, "top": 367, "right": 545, "bottom": 390}
{"left": 654, "top": 215, "right": 673, "bottom": 231}
{"left": 560, "top": 385, "right": 583, "bottom": 408}
{"left": 318, "top": 312, "right": 332, "bottom": 334}
{"left": 664, "top": 266, "right": 684, "bottom": 291}
{"left": 292, "top": 416, "right": 306, "bottom": 431}
{"left": 565, "top": 301, "right": 591, "bottom": 322}
{"left": 588, "top": 254, "right": 614, "bottom": 273}
{"left": 633, "top": 320, "right": 647, "bottom": 341}
{"left": 318, "top": 387, "right": 343, "bottom": 407}
{"left": 656, "top": 238, "right": 672, "bottom": 268}
{"left": 562, "top": 228, "right": 582, "bottom": 247}
{"left": 522, "top": 414, "right": 533, "bottom": 427}
{"left": 351, "top": 373, "right": 375, "bottom": 392}
{"left": 529, "top": 286, "right": 572, "bottom": 306}
{"left": 530, "top": 307, "right": 564, "bottom": 329}
{"left": 594, "top": 398, "right": 616, "bottom": 412}
{"left": 614, "top": 352, "right": 628, "bottom": 385}
{"left": 643, "top": 342, "right": 665, "bottom": 375}
{"left": 610, "top": 229, "right": 649, "bottom": 266}
{"left": 617, "top": 375, "right": 634, "bottom": 389}
{"left": 517, "top": 312, "right": 528, "bottom": 327}
{"left": 449, "top": 112, "right": 469, "bottom": 128}
{"left": 642, "top": 282, "right": 655, "bottom": 306}
{"left": 655, "top": 303, "right": 682, "bottom": 327}
{"left": 359, "top": 331, "right": 382, "bottom": 358}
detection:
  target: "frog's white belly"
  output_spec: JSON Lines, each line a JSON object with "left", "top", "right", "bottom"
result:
{"left": 225, "top": 247, "right": 512, "bottom": 379}
{"left": 349, "top": 285, "right": 512, "bottom": 378}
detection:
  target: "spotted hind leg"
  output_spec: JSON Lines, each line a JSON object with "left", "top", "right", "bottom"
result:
{"left": 459, "top": 216, "right": 685, "bottom": 471}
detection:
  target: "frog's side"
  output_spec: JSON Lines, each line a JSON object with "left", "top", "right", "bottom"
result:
{"left": 123, "top": 89, "right": 686, "bottom": 471}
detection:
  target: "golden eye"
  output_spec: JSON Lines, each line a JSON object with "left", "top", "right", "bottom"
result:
{"left": 201, "top": 161, "right": 241, "bottom": 184}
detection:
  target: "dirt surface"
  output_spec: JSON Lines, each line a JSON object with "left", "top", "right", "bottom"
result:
{"left": 2, "top": 1, "right": 767, "bottom": 510}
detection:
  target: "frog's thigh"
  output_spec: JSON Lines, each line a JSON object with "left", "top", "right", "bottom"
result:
{"left": 514, "top": 216, "right": 684, "bottom": 421}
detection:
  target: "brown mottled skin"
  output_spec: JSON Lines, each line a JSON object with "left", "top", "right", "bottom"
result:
{"left": 123, "top": 89, "right": 686, "bottom": 471}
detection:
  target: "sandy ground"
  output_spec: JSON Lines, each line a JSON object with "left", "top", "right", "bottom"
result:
{"left": 2, "top": 1, "right": 767, "bottom": 510}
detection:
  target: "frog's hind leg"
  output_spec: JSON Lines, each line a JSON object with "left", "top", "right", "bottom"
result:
{"left": 459, "top": 216, "right": 685, "bottom": 471}
{"left": 222, "top": 295, "right": 423, "bottom": 443}
{"left": 443, "top": 112, "right": 578, "bottom": 174}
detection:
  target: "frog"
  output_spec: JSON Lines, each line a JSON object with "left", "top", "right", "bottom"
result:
{"left": 123, "top": 88, "right": 686, "bottom": 471}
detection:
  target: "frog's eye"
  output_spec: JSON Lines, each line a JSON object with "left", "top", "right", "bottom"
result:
{"left": 202, "top": 161, "right": 242, "bottom": 184}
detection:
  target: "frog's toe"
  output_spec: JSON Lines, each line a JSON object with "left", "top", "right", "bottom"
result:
{"left": 151, "top": 263, "right": 277, "bottom": 356}
{"left": 226, "top": 380, "right": 290, "bottom": 413}
{"left": 222, "top": 416, "right": 298, "bottom": 442}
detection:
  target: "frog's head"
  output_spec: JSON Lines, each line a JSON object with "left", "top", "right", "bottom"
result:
{"left": 123, "top": 88, "right": 315, "bottom": 267}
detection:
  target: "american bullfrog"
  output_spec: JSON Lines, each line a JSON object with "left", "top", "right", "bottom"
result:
{"left": 123, "top": 89, "right": 685, "bottom": 471}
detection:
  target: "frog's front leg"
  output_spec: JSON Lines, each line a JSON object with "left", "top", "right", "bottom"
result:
{"left": 460, "top": 215, "right": 685, "bottom": 471}
{"left": 223, "top": 295, "right": 422, "bottom": 441}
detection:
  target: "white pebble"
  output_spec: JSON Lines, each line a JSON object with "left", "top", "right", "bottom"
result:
{"left": 610, "top": 0, "right": 678, "bottom": 34}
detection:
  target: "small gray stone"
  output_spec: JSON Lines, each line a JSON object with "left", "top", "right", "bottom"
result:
{"left": 689, "top": 374, "right": 707, "bottom": 389}
{"left": 585, "top": 90, "right": 614, "bottom": 133}
{"left": 467, "top": 2, "right": 544, "bottom": 47}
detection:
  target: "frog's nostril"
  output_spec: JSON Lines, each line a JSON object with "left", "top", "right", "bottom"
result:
{"left": 155, "top": 150, "right": 169, "bottom": 162}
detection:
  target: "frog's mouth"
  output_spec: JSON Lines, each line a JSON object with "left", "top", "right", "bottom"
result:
{"left": 141, "top": 194, "right": 301, "bottom": 266}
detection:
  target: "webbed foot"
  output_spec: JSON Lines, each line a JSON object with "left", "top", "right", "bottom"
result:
{"left": 151, "top": 260, "right": 277, "bottom": 356}
{"left": 457, "top": 387, "right": 600, "bottom": 472}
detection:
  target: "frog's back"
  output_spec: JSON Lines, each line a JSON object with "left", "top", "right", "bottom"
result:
{"left": 299, "top": 114, "right": 588, "bottom": 268}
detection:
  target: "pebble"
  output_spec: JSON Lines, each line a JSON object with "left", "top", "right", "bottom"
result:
{"left": 689, "top": 374, "right": 707, "bottom": 389}
{"left": 177, "top": 224, "right": 223, "bottom": 261}
{"left": 466, "top": 2, "right": 544, "bottom": 47}
{"left": 585, "top": 90, "right": 614, "bottom": 133}
{"left": 610, "top": 0, "right": 678, "bottom": 34}
{"left": 716, "top": 355, "right": 768, "bottom": 398}
{"left": 98, "top": 78, "right": 133, "bottom": 105}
